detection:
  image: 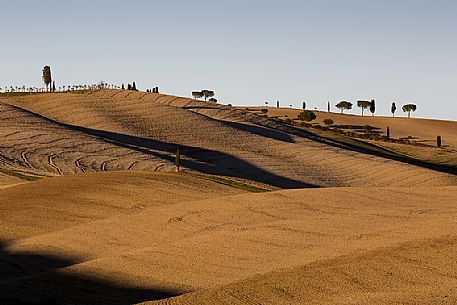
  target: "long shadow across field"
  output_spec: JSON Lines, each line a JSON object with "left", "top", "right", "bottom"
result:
{"left": 74, "top": 127, "right": 312, "bottom": 188}
{"left": 273, "top": 121, "right": 457, "bottom": 176}
{"left": 3, "top": 103, "right": 313, "bottom": 188}
{"left": 180, "top": 105, "right": 296, "bottom": 143}
{"left": 220, "top": 120, "right": 295, "bottom": 143}
{"left": 0, "top": 241, "right": 182, "bottom": 305}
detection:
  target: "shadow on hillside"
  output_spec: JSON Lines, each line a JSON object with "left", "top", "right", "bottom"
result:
{"left": 221, "top": 121, "right": 295, "bottom": 143}
{"left": 4, "top": 103, "right": 313, "bottom": 188}
{"left": 332, "top": 125, "right": 382, "bottom": 134}
{"left": 278, "top": 122, "right": 457, "bottom": 176}
{"left": 182, "top": 106, "right": 295, "bottom": 143}
{"left": 0, "top": 241, "right": 182, "bottom": 305}
{"left": 77, "top": 126, "right": 311, "bottom": 188}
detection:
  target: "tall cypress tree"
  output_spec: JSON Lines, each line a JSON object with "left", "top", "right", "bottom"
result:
{"left": 370, "top": 99, "right": 376, "bottom": 116}
{"left": 42, "top": 66, "right": 52, "bottom": 92}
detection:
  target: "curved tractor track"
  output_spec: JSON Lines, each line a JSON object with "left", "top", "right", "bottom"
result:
{"left": 0, "top": 103, "right": 174, "bottom": 175}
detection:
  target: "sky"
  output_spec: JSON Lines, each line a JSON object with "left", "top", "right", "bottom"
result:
{"left": 1, "top": 0, "right": 456, "bottom": 120}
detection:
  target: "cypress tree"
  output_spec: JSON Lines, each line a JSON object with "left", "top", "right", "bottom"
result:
{"left": 437, "top": 136, "right": 442, "bottom": 148}
{"left": 391, "top": 102, "right": 397, "bottom": 117}
{"left": 370, "top": 99, "right": 376, "bottom": 116}
{"left": 132, "top": 82, "right": 137, "bottom": 91}
{"left": 175, "top": 148, "right": 181, "bottom": 172}
{"left": 42, "top": 66, "right": 52, "bottom": 92}
{"left": 387, "top": 126, "right": 390, "bottom": 140}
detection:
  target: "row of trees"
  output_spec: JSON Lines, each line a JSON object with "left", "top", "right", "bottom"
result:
{"left": 0, "top": 83, "right": 119, "bottom": 93}
{"left": 0, "top": 66, "right": 145, "bottom": 94}
{"left": 335, "top": 100, "right": 417, "bottom": 118}
{"left": 355, "top": 100, "right": 376, "bottom": 117}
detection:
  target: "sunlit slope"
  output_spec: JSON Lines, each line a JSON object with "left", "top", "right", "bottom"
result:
{"left": 148, "top": 236, "right": 457, "bottom": 305}
{"left": 0, "top": 171, "right": 245, "bottom": 240}
{"left": 2, "top": 90, "right": 457, "bottom": 188}
{"left": 2, "top": 175, "right": 457, "bottom": 304}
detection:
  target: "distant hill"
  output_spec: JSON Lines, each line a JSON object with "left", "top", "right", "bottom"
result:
{"left": 249, "top": 106, "right": 457, "bottom": 149}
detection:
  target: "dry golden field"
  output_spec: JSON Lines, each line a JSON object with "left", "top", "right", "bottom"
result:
{"left": 1, "top": 90, "right": 457, "bottom": 304}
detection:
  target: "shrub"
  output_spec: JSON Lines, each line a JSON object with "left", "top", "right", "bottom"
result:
{"left": 298, "top": 110, "right": 316, "bottom": 122}
{"left": 323, "top": 118, "right": 334, "bottom": 126}
{"left": 261, "top": 108, "right": 268, "bottom": 113}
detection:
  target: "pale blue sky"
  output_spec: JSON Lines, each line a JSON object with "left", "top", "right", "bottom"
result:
{"left": 1, "top": 0, "right": 456, "bottom": 120}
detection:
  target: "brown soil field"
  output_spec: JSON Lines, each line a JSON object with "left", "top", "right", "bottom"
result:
{"left": 1, "top": 91, "right": 456, "bottom": 188}
{"left": 1, "top": 90, "right": 457, "bottom": 304}
{"left": 1, "top": 174, "right": 457, "bottom": 304}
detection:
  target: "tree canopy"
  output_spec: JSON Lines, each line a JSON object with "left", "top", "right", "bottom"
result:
{"left": 201, "top": 89, "right": 215, "bottom": 101}
{"left": 336, "top": 101, "right": 352, "bottom": 114}
{"left": 356, "top": 100, "right": 371, "bottom": 116}
{"left": 402, "top": 104, "right": 417, "bottom": 118}
{"left": 192, "top": 91, "right": 204, "bottom": 99}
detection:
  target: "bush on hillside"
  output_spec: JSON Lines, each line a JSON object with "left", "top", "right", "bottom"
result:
{"left": 323, "top": 118, "right": 334, "bottom": 126}
{"left": 298, "top": 110, "right": 316, "bottom": 122}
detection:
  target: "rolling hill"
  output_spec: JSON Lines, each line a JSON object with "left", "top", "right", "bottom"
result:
{"left": 1, "top": 173, "right": 456, "bottom": 304}
{"left": 1, "top": 89, "right": 457, "bottom": 304}
{"left": 1, "top": 90, "right": 456, "bottom": 188}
